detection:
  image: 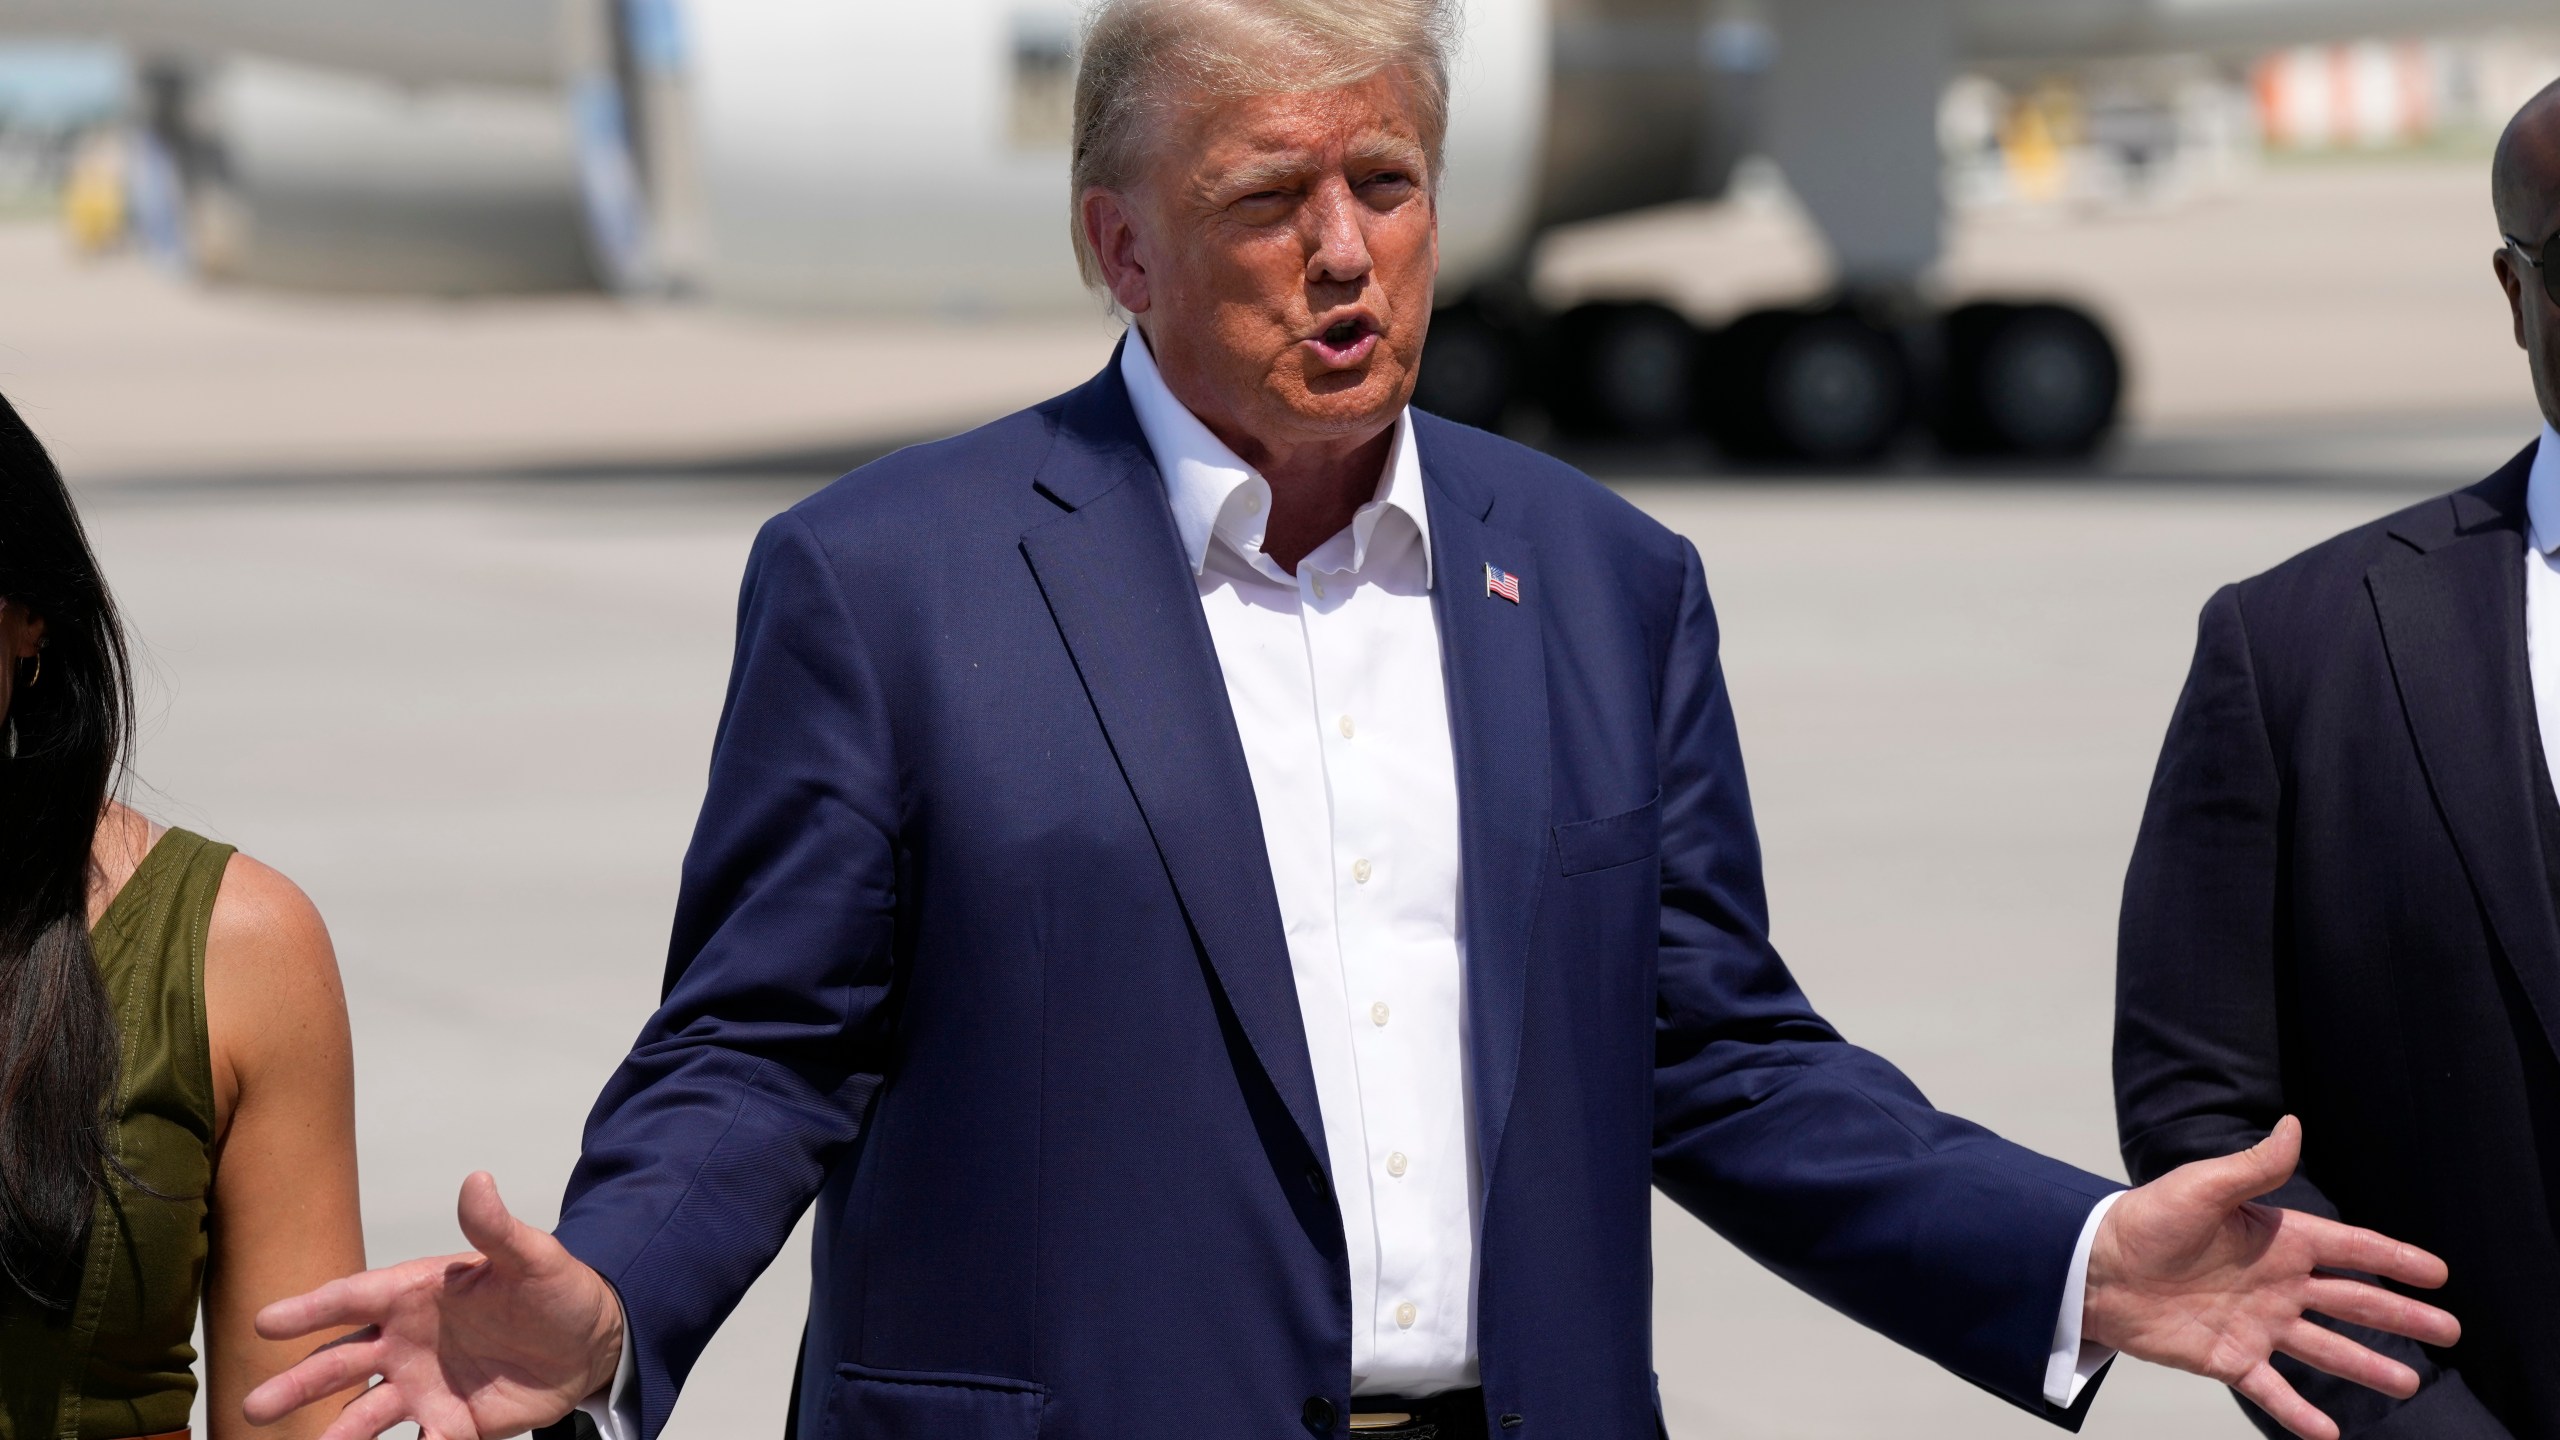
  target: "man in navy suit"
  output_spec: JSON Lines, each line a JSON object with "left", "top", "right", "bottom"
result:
{"left": 246, "top": 2, "right": 2457, "bottom": 1438}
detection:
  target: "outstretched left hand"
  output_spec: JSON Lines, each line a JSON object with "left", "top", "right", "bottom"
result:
{"left": 2084, "top": 1116, "right": 2458, "bottom": 1440}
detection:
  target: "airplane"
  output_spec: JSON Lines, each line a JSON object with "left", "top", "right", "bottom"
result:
{"left": 3, "top": 0, "right": 2552, "bottom": 463}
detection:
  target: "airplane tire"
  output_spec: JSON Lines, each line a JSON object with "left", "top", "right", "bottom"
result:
{"left": 1702, "top": 308, "right": 1912, "bottom": 465}
{"left": 1933, "top": 302, "right": 2123, "bottom": 458}
{"left": 1541, "top": 301, "right": 1701, "bottom": 440}
{"left": 1412, "top": 301, "right": 1523, "bottom": 432}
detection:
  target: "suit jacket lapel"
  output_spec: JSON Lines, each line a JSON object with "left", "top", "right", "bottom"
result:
{"left": 2369, "top": 445, "right": 2560, "bottom": 1065}
{"left": 1017, "top": 358, "right": 1329, "bottom": 1171}
{"left": 1420, "top": 434, "right": 1550, "bottom": 1189}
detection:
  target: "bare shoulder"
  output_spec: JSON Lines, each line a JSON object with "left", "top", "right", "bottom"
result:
{"left": 206, "top": 850, "right": 346, "bottom": 1040}
{"left": 208, "top": 851, "right": 335, "bottom": 967}
{"left": 204, "top": 849, "right": 350, "bottom": 1137}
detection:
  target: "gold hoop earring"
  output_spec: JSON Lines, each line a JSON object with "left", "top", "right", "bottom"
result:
{"left": 27, "top": 653, "right": 38, "bottom": 689}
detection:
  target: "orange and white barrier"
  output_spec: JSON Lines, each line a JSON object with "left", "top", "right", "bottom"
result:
{"left": 2254, "top": 40, "right": 2436, "bottom": 150}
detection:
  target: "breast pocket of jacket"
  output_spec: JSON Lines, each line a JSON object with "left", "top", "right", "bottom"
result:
{"left": 1553, "top": 790, "right": 1662, "bottom": 877}
{"left": 823, "top": 1362, "right": 1045, "bottom": 1440}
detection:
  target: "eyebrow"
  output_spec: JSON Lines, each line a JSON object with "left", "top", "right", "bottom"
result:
{"left": 1216, "top": 135, "right": 1428, "bottom": 194}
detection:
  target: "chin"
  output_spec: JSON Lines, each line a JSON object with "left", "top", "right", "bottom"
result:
{"left": 1278, "top": 394, "right": 1403, "bottom": 440}
{"left": 1277, "top": 367, "right": 1411, "bottom": 434}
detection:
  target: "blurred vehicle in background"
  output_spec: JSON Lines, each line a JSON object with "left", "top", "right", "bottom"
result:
{"left": 1, "top": 0, "right": 2555, "bottom": 465}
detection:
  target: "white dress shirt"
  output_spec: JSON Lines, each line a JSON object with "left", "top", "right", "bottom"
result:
{"left": 1122, "top": 330, "right": 1482, "bottom": 1396}
{"left": 2518, "top": 424, "right": 2560, "bottom": 788}
{"left": 586, "top": 333, "right": 2117, "bottom": 1435}
{"left": 1122, "top": 331, "right": 2115, "bottom": 1406}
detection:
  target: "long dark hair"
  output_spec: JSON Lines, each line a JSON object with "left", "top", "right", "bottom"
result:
{"left": 0, "top": 392, "right": 133, "bottom": 1307}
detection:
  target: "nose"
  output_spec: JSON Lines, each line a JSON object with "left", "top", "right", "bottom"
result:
{"left": 1302, "top": 177, "right": 1372, "bottom": 288}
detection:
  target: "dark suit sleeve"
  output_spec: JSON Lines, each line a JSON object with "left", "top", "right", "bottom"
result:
{"left": 1648, "top": 538, "right": 2121, "bottom": 1427}
{"left": 2115, "top": 586, "right": 2513, "bottom": 1440}
{"left": 552, "top": 511, "right": 900, "bottom": 1439}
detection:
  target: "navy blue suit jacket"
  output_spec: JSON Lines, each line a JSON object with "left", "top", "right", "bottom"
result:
{"left": 553, "top": 353, "right": 2120, "bottom": 1440}
{"left": 2117, "top": 448, "right": 2552, "bottom": 1439}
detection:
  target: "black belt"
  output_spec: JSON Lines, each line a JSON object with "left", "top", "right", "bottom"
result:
{"left": 1346, "top": 1388, "right": 1487, "bottom": 1440}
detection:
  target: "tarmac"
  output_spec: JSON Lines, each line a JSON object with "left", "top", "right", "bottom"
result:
{"left": 7, "top": 156, "right": 2544, "bottom": 1439}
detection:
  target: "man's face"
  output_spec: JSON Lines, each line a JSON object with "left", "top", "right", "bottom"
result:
{"left": 2498, "top": 184, "right": 2560, "bottom": 433}
{"left": 1084, "top": 71, "right": 1439, "bottom": 457}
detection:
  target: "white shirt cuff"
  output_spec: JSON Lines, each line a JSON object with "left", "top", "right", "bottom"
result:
{"left": 2043, "top": 1190, "right": 2126, "bottom": 1409}
{"left": 577, "top": 1324, "right": 642, "bottom": 1440}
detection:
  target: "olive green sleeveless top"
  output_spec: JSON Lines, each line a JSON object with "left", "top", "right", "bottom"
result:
{"left": 0, "top": 829, "right": 231, "bottom": 1440}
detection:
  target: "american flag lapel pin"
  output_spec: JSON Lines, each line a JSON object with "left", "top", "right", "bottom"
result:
{"left": 1484, "top": 562, "right": 1521, "bottom": 604}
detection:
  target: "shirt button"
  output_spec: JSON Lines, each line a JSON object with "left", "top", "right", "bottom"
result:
{"left": 1386, "top": 1151, "right": 1408, "bottom": 1178}
{"left": 1245, "top": 491, "right": 1263, "bottom": 514}
{"left": 1396, "top": 1301, "right": 1418, "bottom": 1329}
{"left": 1370, "top": 1001, "right": 1389, "bottom": 1027}
{"left": 1338, "top": 714, "right": 1355, "bottom": 739}
{"left": 1312, "top": 577, "right": 1327, "bottom": 600}
{"left": 1352, "top": 858, "right": 1373, "bottom": 885}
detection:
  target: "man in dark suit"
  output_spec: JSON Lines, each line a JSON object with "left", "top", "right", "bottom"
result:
{"left": 246, "top": 4, "right": 2456, "bottom": 1439}
{"left": 2115, "top": 80, "right": 2560, "bottom": 1440}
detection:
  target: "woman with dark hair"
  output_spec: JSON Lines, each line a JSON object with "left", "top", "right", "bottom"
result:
{"left": 0, "top": 395, "right": 365, "bottom": 1440}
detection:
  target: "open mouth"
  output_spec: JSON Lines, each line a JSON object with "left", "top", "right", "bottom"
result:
{"left": 1308, "top": 314, "right": 1380, "bottom": 366}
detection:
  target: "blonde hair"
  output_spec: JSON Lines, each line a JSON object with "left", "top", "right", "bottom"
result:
{"left": 1068, "top": 0, "right": 1458, "bottom": 289}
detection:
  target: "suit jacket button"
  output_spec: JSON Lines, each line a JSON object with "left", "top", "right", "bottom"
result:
{"left": 1302, "top": 1396, "right": 1337, "bottom": 1433}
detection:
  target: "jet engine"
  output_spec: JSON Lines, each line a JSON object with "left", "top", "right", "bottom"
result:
{"left": 557, "top": 0, "right": 1547, "bottom": 313}
{"left": 132, "top": 55, "right": 596, "bottom": 294}
{"left": 11, "top": 0, "right": 600, "bottom": 294}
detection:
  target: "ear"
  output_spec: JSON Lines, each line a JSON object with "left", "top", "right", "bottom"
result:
{"left": 1081, "top": 188, "right": 1154, "bottom": 315}
{"left": 2499, "top": 248, "right": 2530, "bottom": 351}
{"left": 1426, "top": 188, "right": 1441, "bottom": 287}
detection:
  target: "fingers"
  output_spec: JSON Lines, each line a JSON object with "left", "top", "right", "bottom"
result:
{"left": 2303, "top": 1219, "right": 2453, "bottom": 1292}
{"left": 2232, "top": 1360, "right": 2341, "bottom": 1440}
{"left": 457, "top": 1170, "right": 543, "bottom": 1270}
{"left": 2190, "top": 1115, "right": 2304, "bottom": 1209}
{"left": 256, "top": 1268, "right": 410, "bottom": 1342}
{"left": 2300, "top": 1275, "right": 2462, "bottom": 1348}
{"left": 240, "top": 1329, "right": 385, "bottom": 1426}
{"left": 2274, "top": 1318, "right": 2423, "bottom": 1400}
{"left": 315, "top": 1379, "right": 414, "bottom": 1440}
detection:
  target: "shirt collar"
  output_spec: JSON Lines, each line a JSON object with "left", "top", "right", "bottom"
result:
{"left": 2532, "top": 421, "right": 2560, "bottom": 556}
{"left": 1118, "top": 326, "right": 1432, "bottom": 584}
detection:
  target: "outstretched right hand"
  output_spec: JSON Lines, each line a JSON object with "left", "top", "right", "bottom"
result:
{"left": 244, "top": 1172, "right": 625, "bottom": 1440}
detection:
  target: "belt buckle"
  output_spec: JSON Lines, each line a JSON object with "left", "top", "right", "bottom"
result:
{"left": 1348, "top": 1413, "right": 1416, "bottom": 1433}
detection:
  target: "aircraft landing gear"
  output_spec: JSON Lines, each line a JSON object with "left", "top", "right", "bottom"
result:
{"left": 1409, "top": 299, "right": 1523, "bottom": 433}
{"left": 1700, "top": 307, "right": 1912, "bottom": 465}
{"left": 1540, "top": 301, "right": 1699, "bottom": 441}
{"left": 1931, "top": 302, "right": 2125, "bottom": 459}
{"left": 1412, "top": 294, "right": 2124, "bottom": 466}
